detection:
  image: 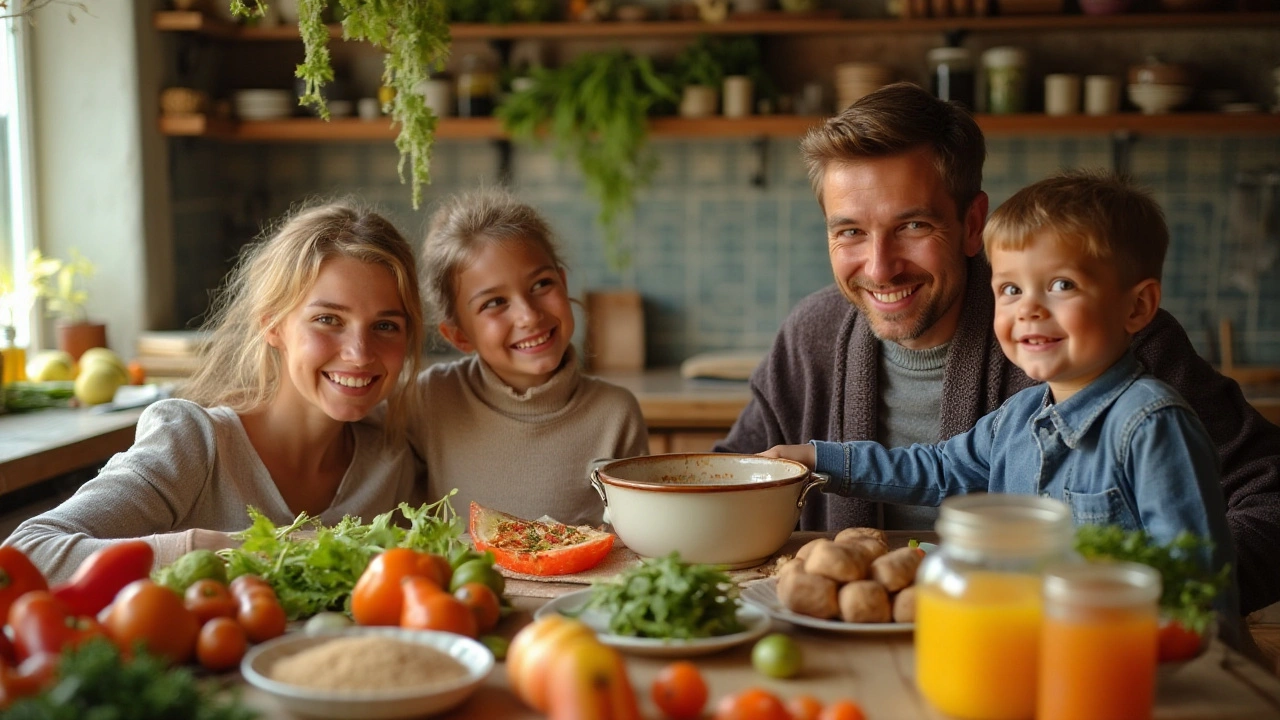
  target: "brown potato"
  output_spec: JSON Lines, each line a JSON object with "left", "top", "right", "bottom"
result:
{"left": 777, "top": 569, "right": 839, "bottom": 619}
{"left": 804, "top": 540, "right": 874, "bottom": 583}
{"left": 870, "top": 547, "right": 925, "bottom": 592}
{"left": 795, "top": 538, "right": 826, "bottom": 562}
{"left": 834, "top": 527, "right": 887, "bottom": 546}
{"left": 840, "top": 536, "right": 889, "bottom": 561}
{"left": 893, "top": 586, "right": 917, "bottom": 623}
{"left": 776, "top": 557, "right": 805, "bottom": 578}
{"left": 838, "top": 580, "right": 892, "bottom": 623}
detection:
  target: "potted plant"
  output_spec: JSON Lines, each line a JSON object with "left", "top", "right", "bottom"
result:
{"left": 29, "top": 249, "right": 106, "bottom": 361}
{"left": 497, "top": 50, "right": 675, "bottom": 271}
{"left": 672, "top": 36, "right": 724, "bottom": 118}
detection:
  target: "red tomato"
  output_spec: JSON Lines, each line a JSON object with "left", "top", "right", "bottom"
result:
{"left": 7, "top": 591, "right": 104, "bottom": 661}
{"left": 401, "top": 576, "right": 477, "bottom": 638}
{"left": 102, "top": 580, "right": 199, "bottom": 665}
{"left": 0, "top": 547, "right": 48, "bottom": 625}
{"left": 50, "top": 540, "right": 154, "bottom": 618}
{"left": 713, "top": 688, "right": 792, "bottom": 720}
{"left": 351, "top": 548, "right": 446, "bottom": 626}
{"left": 197, "top": 617, "right": 248, "bottom": 672}
{"left": 228, "top": 574, "right": 272, "bottom": 600}
{"left": 0, "top": 632, "right": 14, "bottom": 666}
{"left": 651, "top": 661, "right": 708, "bottom": 720}
{"left": 184, "top": 579, "right": 237, "bottom": 624}
{"left": 0, "top": 657, "right": 53, "bottom": 711}
{"left": 818, "top": 700, "right": 867, "bottom": 720}
{"left": 787, "top": 695, "right": 825, "bottom": 720}
{"left": 454, "top": 582, "right": 501, "bottom": 634}
{"left": 1158, "top": 619, "right": 1205, "bottom": 663}
{"left": 469, "top": 502, "right": 614, "bottom": 576}
{"left": 237, "top": 593, "right": 287, "bottom": 643}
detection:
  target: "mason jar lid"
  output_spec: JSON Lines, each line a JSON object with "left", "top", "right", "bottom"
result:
{"left": 1044, "top": 561, "right": 1162, "bottom": 608}
{"left": 935, "top": 493, "right": 1073, "bottom": 554}
{"left": 928, "top": 47, "right": 973, "bottom": 66}
{"left": 982, "top": 46, "right": 1028, "bottom": 68}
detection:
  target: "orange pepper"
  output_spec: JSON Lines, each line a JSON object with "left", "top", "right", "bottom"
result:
{"left": 350, "top": 548, "right": 446, "bottom": 626}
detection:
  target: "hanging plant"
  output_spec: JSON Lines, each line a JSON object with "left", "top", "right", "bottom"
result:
{"left": 231, "top": 1, "right": 450, "bottom": 208}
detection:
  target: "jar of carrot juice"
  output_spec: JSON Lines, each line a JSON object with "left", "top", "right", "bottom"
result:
{"left": 914, "top": 494, "right": 1074, "bottom": 720}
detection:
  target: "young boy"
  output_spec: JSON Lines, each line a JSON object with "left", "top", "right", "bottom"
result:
{"left": 763, "top": 170, "right": 1242, "bottom": 648}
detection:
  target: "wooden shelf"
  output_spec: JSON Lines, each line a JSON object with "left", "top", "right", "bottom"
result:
{"left": 159, "top": 113, "right": 1280, "bottom": 141}
{"left": 153, "top": 10, "right": 1280, "bottom": 40}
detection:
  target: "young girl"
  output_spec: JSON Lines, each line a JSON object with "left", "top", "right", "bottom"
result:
{"left": 5, "top": 201, "right": 426, "bottom": 581}
{"left": 415, "top": 187, "right": 648, "bottom": 527}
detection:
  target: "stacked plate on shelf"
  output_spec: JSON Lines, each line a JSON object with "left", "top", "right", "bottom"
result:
{"left": 835, "top": 63, "right": 894, "bottom": 112}
{"left": 233, "top": 89, "right": 294, "bottom": 121}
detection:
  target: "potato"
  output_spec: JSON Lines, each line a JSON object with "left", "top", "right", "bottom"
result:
{"left": 777, "top": 569, "right": 839, "bottom": 619}
{"left": 795, "top": 538, "right": 826, "bottom": 562}
{"left": 840, "top": 536, "right": 888, "bottom": 561}
{"left": 870, "top": 547, "right": 924, "bottom": 592}
{"left": 776, "top": 557, "right": 805, "bottom": 578}
{"left": 834, "top": 527, "right": 887, "bottom": 546}
{"left": 804, "top": 540, "right": 874, "bottom": 583}
{"left": 838, "top": 580, "right": 892, "bottom": 623}
{"left": 893, "top": 586, "right": 917, "bottom": 623}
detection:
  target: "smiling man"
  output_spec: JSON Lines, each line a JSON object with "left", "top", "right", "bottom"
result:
{"left": 715, "top": 82, "right": 1280, "bottom": 616}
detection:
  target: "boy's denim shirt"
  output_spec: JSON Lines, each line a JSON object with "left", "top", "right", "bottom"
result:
{"left": 813, "top": 350, "right": 1242, "bottom": 643}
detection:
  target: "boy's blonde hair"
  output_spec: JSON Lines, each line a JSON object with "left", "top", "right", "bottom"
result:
{"left": 421, "top": 187, "right": 568, "bottom": 330}
{"left": 984, "top": 170, "right": 1169, "bottom": 286}
{"left": 181, "top": 200, "right": 424, "bottom": 436}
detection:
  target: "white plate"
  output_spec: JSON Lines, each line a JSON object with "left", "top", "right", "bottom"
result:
{"left": 241, "top": 626, "right": 493, "bottom": 719}
{"left": 741, "top": 578, "right": 914, "bottom": 634}
{"left": 535, "top": 588, "right": 772, "bottom": 657}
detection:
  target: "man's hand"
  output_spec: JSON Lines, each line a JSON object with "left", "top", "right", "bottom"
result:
{"left": 760, "top": 444, "right": 817, "bottom": 471}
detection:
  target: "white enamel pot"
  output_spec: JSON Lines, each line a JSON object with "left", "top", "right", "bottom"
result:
{"left": 591, "top": 453, "right": 828, "bottom": 569}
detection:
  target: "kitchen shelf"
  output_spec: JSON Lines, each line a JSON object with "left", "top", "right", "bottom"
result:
{"left": 152, "top": 10, "right": 1280, "bottom": 40}
{"left": 158, "top": 113, "right": 1280, "bottom": 141}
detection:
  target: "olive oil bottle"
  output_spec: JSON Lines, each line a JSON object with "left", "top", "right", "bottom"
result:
{"left": 1, "top": 325, "right": 27, "bottom": 385}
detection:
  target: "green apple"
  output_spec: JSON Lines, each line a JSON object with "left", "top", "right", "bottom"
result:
{"left": 74, "top": 364, "right": 124, "bottom": 405}
{"left": 26, "top": 350, "right": 75, "bottom": 382}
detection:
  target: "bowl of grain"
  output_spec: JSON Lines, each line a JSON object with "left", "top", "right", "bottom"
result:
{"left": 241, "top": 626, "right": 493, "bottom": 719}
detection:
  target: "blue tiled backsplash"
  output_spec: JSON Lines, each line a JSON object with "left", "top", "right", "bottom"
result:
{"left": 171, "top": 135, "right": 1280, "bottom": 366}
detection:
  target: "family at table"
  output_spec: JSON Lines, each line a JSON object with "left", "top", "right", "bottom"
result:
{"left": 5, "top": 83, "right": 1280, "bottom": 672}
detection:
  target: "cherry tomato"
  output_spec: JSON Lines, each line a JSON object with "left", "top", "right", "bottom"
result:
{"left": 1158, "top": 619, "right": 1204, "bottom": 663}
{"left": 713, "top": 688, "right": 791, "bottom": 720}
{"left": 787, "top": 695, "right": 825, "bottom": 720}
{"left": 184, "top": 579, "right": 237, "bottom": 624}
{"left": 454, "top": 582, "right": 501, "bottom": 634}
{"left": 651, "top": 661, "right": 708, "bottom": 720}
{"left": 818, "top": 700, "right": 867, "bottom": 720}
{"left": 237, "top": 593, "right": 287, "bottom": 644}
{"left": 197, "top": 617, "right": 249, "bottom": 672}
{"left": 228, "top": 574, "right": 272, "bottom": 600}
{"left": 0, "top": 547, "right": 48, "bottom": 625}
{"left": 351, "top": 548, "right": 447, "bottom": 626}
{"left": 102, "top": 580, "right": 199, "bottom": 665}
{"left": 401, "top": 576, "right": 477, "bottom": 638}
{"left": 8, "top": 591, "right": 104, "bottom": 661}
{"left": 50, "top": 540, "right": 153, "bottom": 618}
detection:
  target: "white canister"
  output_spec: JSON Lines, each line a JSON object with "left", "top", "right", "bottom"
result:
{"left": 679, "top": 85, "right": 719, "bottom": 118}
{"left": 1084, "top": 75, "right": 1121, "bottom": 116}
{"left": 722, "top": 76, "right": 754, "bottom": 118}
{"left": 357, "top": 97, "right": 381, "bottom": 121}
{"left": 419, "top": 78, "right": 453, "bottom": 118}
{"left": 1044, "top": 74, "right": 1081, "bottom": 116}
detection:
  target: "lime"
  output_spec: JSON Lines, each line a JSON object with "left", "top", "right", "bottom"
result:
{"left": 752, "top": 633, "right": 803, "bottom": 679}
{"left": 450, "top": 558, "right": 505, "bottom": 597}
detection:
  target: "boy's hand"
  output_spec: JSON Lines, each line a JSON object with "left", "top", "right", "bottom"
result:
{"left": 759, "top": 444, "right": 816, "bottom": 471}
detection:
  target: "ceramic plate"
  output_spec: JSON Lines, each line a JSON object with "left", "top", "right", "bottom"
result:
{"left": 741, "top": 578, "right": 914, "bottom": 634}
{"left": 535, "top": 589, "right": 772, "bottom": 657}
{"left": 241, "top": 626, "right": 493, "bottom": 719}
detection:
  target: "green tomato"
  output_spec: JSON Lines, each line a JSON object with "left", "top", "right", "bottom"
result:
{"left": 752, "top": 633, "right": 803, "bottom": 679}
{"left": 450, "top": 558, "right": 505, "bottom": 597}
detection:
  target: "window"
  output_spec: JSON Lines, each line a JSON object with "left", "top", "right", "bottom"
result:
{"left": 0, "top": 15, "right": 35, "bottom": 347}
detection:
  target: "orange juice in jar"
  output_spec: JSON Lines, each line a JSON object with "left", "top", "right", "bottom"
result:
{"left": 914, "top": 494, "right": 1074, "bottom": 720}
{"left": 1037, "top": 562, "right": 1161, "bottom": 720}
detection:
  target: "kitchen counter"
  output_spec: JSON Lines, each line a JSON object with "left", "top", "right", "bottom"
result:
{"left": 595, "top": 367, "right": 751, "bottom": 430}
{"left": 0, "top": 406, "right": 144, "bottom": 496}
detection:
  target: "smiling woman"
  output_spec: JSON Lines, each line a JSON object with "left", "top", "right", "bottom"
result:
{"left": 1, "top": 200, "right": 428, "bottom": 583}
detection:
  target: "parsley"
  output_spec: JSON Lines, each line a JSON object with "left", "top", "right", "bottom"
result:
{"left": 1074, "top": 525, "right": 1230, "bottom": 634}
{"left": 581, "top": 552, "right": 745, "bottom": 639}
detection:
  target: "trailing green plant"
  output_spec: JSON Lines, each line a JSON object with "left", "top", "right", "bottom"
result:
{"left": 497, "top": 50, "right": 675, "bottom": 270}
{"left": 231, "top": 0, "right": 450, "bottom": 209}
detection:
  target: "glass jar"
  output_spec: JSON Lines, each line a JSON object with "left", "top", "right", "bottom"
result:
{"left": 915, "top": 494, "right": 1074, "bottom": 720}
{"left": 982, "top": 46, "right": 1028, "bottom": 115}
{"left": 1038, "top": 562, "right": 1161, "bottom": 720}
{"left": 455, "top": 54, "right": 495, "bottom": 118}
{"left": 928, "top": 47, "right": 975, "bottom": 110}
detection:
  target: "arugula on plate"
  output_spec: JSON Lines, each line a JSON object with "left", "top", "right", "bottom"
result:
{"left": 580, "top": 551, "right": 745, "bottom": 640}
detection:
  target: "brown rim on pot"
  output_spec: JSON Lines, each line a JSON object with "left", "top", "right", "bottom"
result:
{"left": 593, "top": 453, "right": 811, "bottom": 494}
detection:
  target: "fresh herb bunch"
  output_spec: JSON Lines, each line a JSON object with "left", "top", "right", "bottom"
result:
{"left": 218, "top": 493, "right": 476, "bottom": 619}
{"left": 497, "top": 49, "right": 675, "bottom": 271}
{"left": 3, "top": 638, "right": 256, "bottom": 720}
{"left": 1074, "top": 525, "right": 1230, "bottom": 634}
{"left": 582, "top": 551, "right": 745, "bottom": 639}
{"left": 231, "top": 0, "right": 449, "bottom": 208}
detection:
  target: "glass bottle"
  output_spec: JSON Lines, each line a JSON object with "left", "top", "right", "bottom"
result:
{"left": 1, "top": 325, "right": 26, "bottom": 385}
{"left": 1038, "top": 562, "right": 1161, "bottom": 720}
{"left": 982, "top": 46, "right": 1028, "bottom": 115}
{"left": 455, "top": 54, "right": 495, "bottom": 118}
{"left": 914, "top": 494, "right": 1074, "bottom": 720}
{"left": 928, "top": 46, "right": 975, "bottom": 110}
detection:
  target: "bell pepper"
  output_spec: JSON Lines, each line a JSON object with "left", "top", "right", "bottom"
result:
{"left": 7, "top": 591, "right": 104, "bottom": 662}
{"left": 350, "top": 548, "right": 446, "bottom": 626}
{"left": 50, "top": 540, "right": 154, "bottom": 617}
{"left": 0, "top": 546, "right": 48, "bottom": 626}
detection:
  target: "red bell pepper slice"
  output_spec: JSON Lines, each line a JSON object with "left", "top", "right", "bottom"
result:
{"left": 50, "top": 540, "right": 154, "bottom": 618}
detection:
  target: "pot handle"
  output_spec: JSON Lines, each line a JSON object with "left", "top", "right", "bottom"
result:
{"left": 796, "top": 472, "right": 829, "bottom": 510}
{"left": 590, "top": 469, "right": 608, "bottom": 508}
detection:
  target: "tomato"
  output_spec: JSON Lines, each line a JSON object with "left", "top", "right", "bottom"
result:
{"left": 751, "top": 633, "right": 803, "bottom": 679}
{"left": 507, "top": 615, "right": 598, "bottom": 712}
{"left": 787, "top": 695, "right": 825, "bottom": 720}
{"left": 0, "top": 631, "right": 14, "bottom": 666}
{"left": 184, "top": 579, "right": 237, "bottom": 624}
{"left": 712, "top": 688, "right": 791, "bottom": 720}
{"left": 819, "top": 700, "right": 867, "bottom": 720}
{"left": 0, "top": 656, "right": 53, "bottom": 711}
{"left": 351, "top": 548, "right": 446, "bottom": 626}
{"left": 454, "top": 582, "right": 501, "bottom": 633}
{"left": 237, "top": 593, "right": 287, "bottom": 643}
{"left": 651, "top": 661, "right": 708, "bottom": 720}
{"left": 402, "top": 576, "right": 478, "bottom": 638}
{"left": 7, "top": 591, "right": 104, "bottom": 661}
{"left": 449, "top": 558, "right": 506, "bottom": 597}
{"left": 103, "top": 579, "right": 199, "bottom": 665}
{"left": 469, "top": 502, "right": 615, "bottom": 576}
{"left": 196, "top": 617, "right": 249, "bottom": 672}
{"left": 228, "top": 574, "right": 272, "bottom": 600}
{"left": 50, "top": 540, "right": 154, "bottom": 618}
{"left": 0, "top": 547, "right": 48, "bottom": 625}
{"left": 127, "top": 360, "right": 146, "bottom": 385}
{"left": 1158, "top": 619, "right": 1205, "bottom": 663}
